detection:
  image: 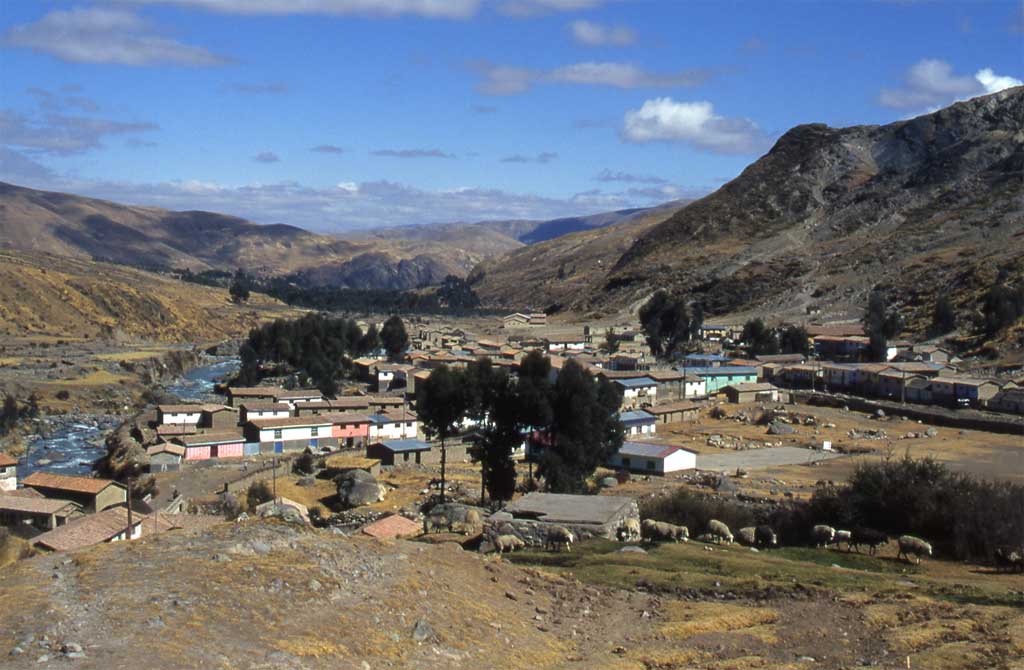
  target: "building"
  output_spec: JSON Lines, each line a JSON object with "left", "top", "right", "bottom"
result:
{"left": 501, "top": 492, "right": 638, "bottom": 541}
{"left": 366, "top": 439, "right": 433, "bottom": 466}
{"left": 294, "top": 397, "right": 372, "bottom": 415}
{"left": 328, "top": 413, "right": 373, "bottom": 449}
{"left": 613, "top": 377, "right": 658, "bottom": 409}
{"left": 0, "top": 493, "right": 82, "bottom": 532}
{"left": 619, "top": 410, "right": 657, "bottom": 437}
{"left": 226, "top": 386, "right": 281, "bottom": 407}
{"left": 683, "top": 353, "right": 731, "bottom": 368}
{"left": 146, "top": 443, "right": 185, "bottom": 472}
{"left": 686, "top": 366, "right": 759, "bottom": 394}
{"left": 646, "top": 400, "right": 702, "bottom": 424}
{"left": 244, "top": 416, "right": 338, "bottom": 454}
{"left": 238, "top": 401, "right": 292, "bottom": 423}
{"left": 646, "top": 370, "right": 705, "bottom": 401}
{"left": 21, "top": 472, "right": 127, "bottom": 513}
{"left": 698, "top": 324, "right": 739, "bottom": 342}
{"left": 502, "top": 312, "right": 547, "bottom": 328}
{"left": 367, "top": 412, "right": 419, "bottom": 441}
{"left": 199, "top": 405, "right": 239, "bottom": 431}
{"left": 156, "top": 404, "right": 203, "bottom": 426}
{"left": 0, "top": 453, "right": 16, "bottom": 491}
{"left": 275, "top": 389, "right": 324, "bottom": 405}
{"left": 175, "top": 432, "right": 246, "bottom": 461}
{"left": 722, "top": 382, "right": 780, "bottom": 404}
{"left": 31, "top": 506, "right": 144, "bottom": 552}
{"left": 609, "top": 441, "right": 697, "bottom": 474}
{"left": 546, "top": 336, "right": 587, "bottom": 353}
{"left": 988, "top": 387, "right": 1024, "bottom": 414}
{"left": 931, "top": 376, "right": 1002, "bottom": 407}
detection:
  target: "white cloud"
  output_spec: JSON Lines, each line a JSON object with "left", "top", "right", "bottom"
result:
{"left": 594, "top": 169, "right": 668, "bottom": 185}
{"left": 569, "top": 20, "right": 636, "bottom": 46}
{"left": 253, "top": 152, "right": 280, "bottom": 163}
{"left": 500, "top": 152, "right": 557, "bottom": 163}
{"left": 371, "top": 148, "right": 455, "bottom": 158}
{"left": 879, "top": 59, "right": 1022, "bottom": 109}
{"left": 2, "top": 8, "right": 228, "bottom": 66}
{"left": 498, "top": 0, "right": 608, "bottom": 16}
{"left": 312, "top": 145, "right": 346, "bottom": 154}
{"left": 120, "top": 0, "right": 480, "bottom": 19}
{"left": 474, "top": 61, "right": 713, "bottom": 95}
{"left": 621, "top": 98, "right": 768, "bottom": 155}
{"left": 0, "top": 110, "right": 157, "bottom": 156}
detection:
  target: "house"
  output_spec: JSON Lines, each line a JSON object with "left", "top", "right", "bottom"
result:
{"left": 931, "top": 376, "right": 1001, "bottom": 407}
{"left": 327, "top": 413, "right": 373, "bottom": 449}
{"left": 376, "top": 364, "right": 412, "bottom": 392}
{"left": 367, "top": 411, "right": 418, "bottom": 441}
{"left": 31, "top": 506, "right": 144, "bottom": 552}
{"left": 646, "top": 400, "right": 702, "bottom": 424}
{"left": 155, "top": 424, "right": 197, "bottom": 440}
{"left": 876, "top": 369, "right": 921, "bottom": 401}
{"left": 244, "top": 416, "right": 339, "bottom": 454}
{"left": 613, "top": 377, "right": 658, "bottom": 409}
{"left": 988, "top": 387, "right": 1024, "bottom": 414}
{"left": 685, "top": 366, "right": 759, "bottom": 394}
{"left": 275, "top": 389, "right": 324, "bottom": 405}
{"left": 175, "top": 431, "right": 246, "bottom": 461}
{"left": 226, "top": 386, "right": 282, "bottom": 407}
{"left": 907, "top": 345, "right": 955, "bottom": 365}
{"left": 806, "top": 323, "right": 865, "bottom": 338}
{"left": 722, "top": 382, "right": 780, "bottom": 404}
{"left": 546, "top": 335, "right": 587, "bottom": 353}
{"left": 619, "top": 410, "right": 657, "bottom": 437}
{"left": 683, "top": 353, "right": 731, "bottom": 368}
{"left": 502, "top": 312, "right": 546, "bottom": 329}
{"left": 21, "top": 472, "right": 127, "bottom": 513}
{"left": 0, "top": 453, "right": 16, "bottom": 491}
{"left": 774, "top": 364, "right": 822, "bottom": 389}
{"left": 146, "top": 443, "right": 185, "bottom": 472}
{"left": 199, "top": 405, "right": 239, "bottom": 431}
{"left": 698, "top": 324, "right": 738, "bottom": 342}
{"left": 501, "top": 492, "right": 637, "bottom": 541}
{"left": 156, "top": 404, "right": 204, "bottom": 426}
{"left": 755, "top": 353, "right": 807, "bottom": 365}
{"left": 369, "top": 396, "right": 406, "bottom": 412}
{"left": 0, "top": 493, "right": 82, "bottom": 532}
{"left": 238, "top": 401, "right": 293, "bottom": 423}
{"left": 905, "top": 376, "right": 933, "bottom": 404}
{"left": 366, "top": 439, "right": 433, "bottom": 466}
{"left": 609, "top": 441, "right": 697, "bottom": 475}
{"left": 646, "top": 370, "right": 705, "bottom": 401}
{"left": 813, "top": 335, "right": 872, "bottom": 361}
{"left": 294, "top": 397, "right": 371, "bottom": 415}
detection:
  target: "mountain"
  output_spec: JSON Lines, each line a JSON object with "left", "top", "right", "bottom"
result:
{"left": 473, "top": 88, "right": 1024, "bottom": 329}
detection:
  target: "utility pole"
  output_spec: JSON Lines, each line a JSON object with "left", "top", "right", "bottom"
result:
{"left": 272, "top": 455, "right": 278, "bottom": 504}
{"left": 125, "top": 478, "right": 134, "bottom": 541}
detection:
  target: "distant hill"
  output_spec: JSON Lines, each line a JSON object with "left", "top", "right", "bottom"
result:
{"left": 473, "top": 88, "right": 1024, "bottom": 331}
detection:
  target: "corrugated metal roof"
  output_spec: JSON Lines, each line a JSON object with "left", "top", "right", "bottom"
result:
{"left": 618, "top": 441, "right": 681, "bottom": 459}
{"left": 0, "top": 493, "right": 80, "bottom": 515}
{"left": 614, "top": 377, "right": 656, "bottom": 388}
{"left": 380, "top": 439, "right": 431, "bottom": 453}
{"left": 619, "top": 410, "right": 656, "bottom": 424}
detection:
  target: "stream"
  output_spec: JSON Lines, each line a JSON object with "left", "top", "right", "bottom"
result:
{"left": 17, "top": 357, "right": 240, "bottom": 479}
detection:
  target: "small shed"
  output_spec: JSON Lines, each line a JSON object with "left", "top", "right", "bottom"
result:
{"left": 646, "top": 401, "right": 702, "bottom": 424}
{"left": 609, "top": 441, "right": 697, "bottom": 474}
{"left": 147, "top": 443, "right": 185, "bottom": 472}
{"left": 366, "top": 439, "right": 433, "bottom": 466}
{"left": 722, "top": 382, "right": 780, "bottom": 404}
{"left": 497, "top": 492, "right": 638, "bottom": 543}
{"left": 619, "top": 409, "right": 657, "bottom": 437}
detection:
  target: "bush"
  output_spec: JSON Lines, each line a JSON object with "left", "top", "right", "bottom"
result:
{"left": 639, "top": 488, "right": 756, "bottom": 536}
{"left": 221, "top": 492, "right": 241, "bottom": 520}
{"left": 55, "top": 390, "right": 70, "bottom": 401}
{"left": 294, "top": 452, "right": 315, "bottom": 475}
{"left": 246, "top": 480, "right": 274, "bottom": 511}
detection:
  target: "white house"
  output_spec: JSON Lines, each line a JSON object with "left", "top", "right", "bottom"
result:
{"left": 0, "top": 453, "right": 16, "bottom": 492}
{"left": 245, "top": 416, "right": 338, "bottom": 454}
{"left": 613, "top": 377, "right": 658, "bottom": 409}
{"left": 238, "top": 402, "right": 293, "bottom": 424}
{"left": 275, "top": 389, "right": 324, "bottom": 405}
{"left": 609, "top": 441, "right": 697, "bottom": 475}
{"left": 620, "top": 410, "right": 657, "bottom": 437}
{"left": 156, "top": 404, "right": 204, "bottom": 426}
{"left": 367, "top": 412, "right": 419, "bottom": 441}
{"left": 546, "top": 336, "right": 587, "bottom": 353}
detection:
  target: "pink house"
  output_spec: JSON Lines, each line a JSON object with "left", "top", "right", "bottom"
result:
{"left": 176, "top": 432, "right": 246, "bottom": 461}
{"left": 326, "top": 413, "right": 372, "bottom": 449}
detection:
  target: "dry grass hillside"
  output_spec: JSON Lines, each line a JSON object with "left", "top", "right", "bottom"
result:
{"left": 0, "top": 250, "right": 300, "bottom": 342}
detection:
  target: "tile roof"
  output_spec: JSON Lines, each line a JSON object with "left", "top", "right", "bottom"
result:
{"left": 22, "top": 472, "right": 121, "bottom": 495}
{"left": 0, "top": 493, "right": 80, "bottom": 515}
{"left": 275, "top": 389, "right": 324, "bottom": 400}
{"left": 362, "top": 514, "right": 421, "bottom": 539}
{"left": 0, "top": 453, "right": 17, "bottom": 467}
{"left": 723, "top": 382, "right": 777, "bottom": 393}
{"left": 157, "top": 404, "right": 205, "bottom": 414}
{"left": 147, "top": 443, "right": 186, "bottom": 456}
{"left": 239, "top": 401, "right": 293, "bottom": 411}
{"left": 32, "top": 507, "right": 139, "bottom": 552}
{"left": 155, "top": 424, "right": 198, "bottom": 437}
{"left": 227, "top": 386, "right": 282, "bottom": 397}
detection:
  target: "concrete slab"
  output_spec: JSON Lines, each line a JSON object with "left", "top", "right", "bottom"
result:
{"left": 697, "top": 446, "right": 843, "bottom": 473}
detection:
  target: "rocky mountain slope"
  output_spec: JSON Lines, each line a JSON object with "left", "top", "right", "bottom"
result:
{"left": 0, "top": 250, "right": 300, "bottom": 342}
{"left": 474, "top": 88, "right": 1024, "bottom": 328}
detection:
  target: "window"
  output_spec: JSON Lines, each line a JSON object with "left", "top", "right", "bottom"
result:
{"left": 311, "top": 426, "right": 319, "bottom": 437}
{"left": 647, "top": 460, "right": 656, "bottom": 470}
{"left": 309, "top": 438, "right": 318, "bottom": 448}
{"left": 622, "top": 457, "right": 631, "bottom": 468}
{"left": 273, "top": 429, "right": 282, "bottom": 439}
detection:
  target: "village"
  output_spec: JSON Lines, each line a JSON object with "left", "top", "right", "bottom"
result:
{"left": 1, "top": 307, "right": 1021, "bottom": 562}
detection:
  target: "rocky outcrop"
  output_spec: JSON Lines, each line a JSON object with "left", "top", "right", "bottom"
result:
{"left": 336, "top": 469, "right": 386, "bottom": 507}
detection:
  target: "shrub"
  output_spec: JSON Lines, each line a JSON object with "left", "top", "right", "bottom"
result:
{"left": 294, "top": 452, "right": 315, "bottom": 475}
{"left": 246, "top": 480, "right": 274, "bottom": 511}
{"left": 55, "top": 390, "right": 71, "bottom": 401}
{"left": 639, "top": 488, "right": 756, "bottom": 535}
{"left": 221, "top": 492, "right": 242, "bottom": 520}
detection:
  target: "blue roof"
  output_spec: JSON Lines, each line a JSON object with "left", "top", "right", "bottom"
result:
{"left": 619, "top": 410, "right": 656, "bottom": 425}
{"left": 382, "top": 439, "right": 431, "bottom": 453}
{"left": 613, "top": 377, "right": 656, "bottom": 388}
{"left": 684, "top": 354, "right": 731, "bottom": 362}
{"left": 680, "top": 366, "right": 758, "bottom": 377}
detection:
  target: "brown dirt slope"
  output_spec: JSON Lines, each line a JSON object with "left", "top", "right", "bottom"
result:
{"left": 0, "top": 250, "right": 300, "bottom": 342}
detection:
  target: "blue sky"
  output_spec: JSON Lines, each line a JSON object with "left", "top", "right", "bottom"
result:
{"left": 1, "top": 0, "right": 1021, "bottom": 232}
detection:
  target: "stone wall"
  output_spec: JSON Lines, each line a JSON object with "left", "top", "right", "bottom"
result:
{"left": 481, "top": 499, "right": 639, "bottom": 550}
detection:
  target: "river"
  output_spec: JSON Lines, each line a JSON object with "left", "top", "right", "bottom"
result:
{"left": 17, "top": 357, "right": 239, "bottom": 479}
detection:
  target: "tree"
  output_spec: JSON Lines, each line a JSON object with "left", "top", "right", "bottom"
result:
{"left": 478, "top": 376, "right": 521, "bottom": 502}
{"left": 689, "top": 303, "right": 704, "bottom": 343}
{"left": 358, "top": 324, "right": 380, "bottom": 354}
{"left": 639, "top": 291, "right": 691, "bottom": 359}
{"left": 931, "top": 297, "right": 957, "bottom": 336}
{"left": 417, "top": 365, "right": 468, "bottom": 504}
{"left": 0, "top": 395, "right": 17, "bottom": 435}
{"left": 604, "top": 328, "right": 619, "bottom": 354}
{"left": 229, "top": 269, "right": 251, "bottom": 303}
{"left": 380, "top": 315, "right": 409, "bottom": 361}
{"left": 536, "top": 360, "right": 624, "bottom": 493}
{"left": 246, "top": 480, "right": 273, "bottom": 510}
{"left": 982, "top": 281, "right": 1024, "bottom": 336}
{"left": 864, "top": 291, "right": 903, "bottom": 361}
{"left": 516, "top": 351, "right": 553, "bottom": 484}
{"left": 464, "top": 358, "right": 502, "bottom": 502}
{"left": 741, "top": 319, "right": 779, "bottom": 356}
{"left": 778, "top": 325, "right": 810, "bottom": 355}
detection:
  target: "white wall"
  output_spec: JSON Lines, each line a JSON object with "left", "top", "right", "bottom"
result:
{"left": 259, "top": 424, "right": 330, "bottom": 442}
{"left": 161, "top": 412, "right": 201, "bottom": 425}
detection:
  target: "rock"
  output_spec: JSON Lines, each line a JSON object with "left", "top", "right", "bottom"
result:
{"left": 337, "top": 469, "right": 386, "bottom": 507}
{"left": 10, "top": 647, "right": 23, "bottom": 657}
{"left": 412, "top": 619, "right": 434, "bottom": 642}
{"left": 875, "top": 409, "right": 885, "bottom": 418}
{"left": 925, "top": 427, "right": 938, "bottom": 437}
{"left": 297, "top": 476, "right": 315, "bottom": 487}
{"left": 308, "top": 579, "right": 322, "bottom": 592}
{"left": 62, "top": 642, "right": 83, "bottom": 654}
{"left": 250, "top": 541, "right": 272, "bottom": 556}
{"left": 767, "top": 421, "right": 796, "bottom": 435}
{"left": 599, "top": 477, "right": 618, "bottom": 488}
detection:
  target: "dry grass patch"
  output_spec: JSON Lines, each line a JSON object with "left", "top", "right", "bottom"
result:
{"left": 660, "top": 601, "right": 779, "bottom": 640}
{"left": 628, "top": 646, "right": 710, "bottom": 668}
{"left": 275, "top": 635, "right": 350, "bottom": 658}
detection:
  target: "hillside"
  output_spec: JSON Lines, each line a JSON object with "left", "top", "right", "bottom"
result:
{"left": 469, "top": 200, "right": 691, "bottom": 311}
{"left": 0, "top": 250, "right": 299, "bottom": 342}
{"left": 474, "top": 88, "right": 1024, "bottom": 328}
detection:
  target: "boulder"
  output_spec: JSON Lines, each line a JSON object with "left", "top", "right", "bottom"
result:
{"left": 767, "top": 421, "right": 796, "bottom": 435}
{"left": 337, "top": 469, "right": 386, "bottom": 508}
{"left": 599, "top": 476, "right": 618, "bottom": 489}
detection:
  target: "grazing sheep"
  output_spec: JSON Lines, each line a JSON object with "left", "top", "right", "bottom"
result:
{"left": 695, "top": 533, "right": 717, "bottom": 543}
{"left": 812, "top": 524, "right": 836, "bottom": 548}
{"left": 832, "top": 529, "right": 851, "bottom": 550}
{"left": 494, "top": 534, "right": 525, "bottom": 554}
{"left": 707, "top": 519, "right": 734, "bottom": 544}
{"left": 544, "top": 525, "right": 574, "bottom": 552}
{"left": 737, "top": 527, "right": 757, "bottom": 546}
{"left": 755, "top": 525, "right": 778, "bottom": 549}
{"left": 423, "top": 513, "right": 450, "bottom": 534}
{"left": 617, "top": 518, "right": 641, "bottom": 542}
{"left": 454, "top": 509, "right": 482, "bottom": 535}
{"left": 994, "top": 547, "right": 1024, "bottom": 573}
{"left": 641, "top": 519, "right": 685, "bottom": 543}
{"left": 672, "top": 524, "right": 690, "bottom": 542}
{"left": 897, "top": 535, "right": 932, "bottom": 564}
{"left": 849, "top": 527, "right": 888, "bottom": 555}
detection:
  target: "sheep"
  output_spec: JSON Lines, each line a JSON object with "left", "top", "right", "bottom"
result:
{"left": 641, "top": 519, "right": 684, "bottom": 543}
{"left": 423, "top": 513, "right": 450, "bottom": 534}
{"left": 695, "top": 533, "right": 717, "bottom": 543}
{"left": 544, "top": 525, "right": 574, "bottom": 552}
{"left": 494, "top": 534, "right": 525, "bottom": 554}
{"left": 755, "top": 525, "right": 778, "bottom": 549}
{"left": 617, "top": 518, "right": 641, "bottom": 542}
{"left": 673, "top": 524, "right": 690, "bottom": 542}
{"left": 994, "top": 547, "right": 1023, "bottom": 573}
{"left": 897, "top": 535, "right": 932, "bottom": 564}
{"left": 453, "top": 509, "right": 482, "bottom": 535}
{"left": 849, "top": 527, "right": 888, "bottom": 555}
{"left": 707, "top": 519, "right": 734, "bottom": 545}
{"left": 832, "top": 529, "right": 851, "bottom": 550}
{"left": 737, "top": 527, "right": 757, "bottom": 546}
{"left": 812, "top": 524, "right": 836, "bottom": 548}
